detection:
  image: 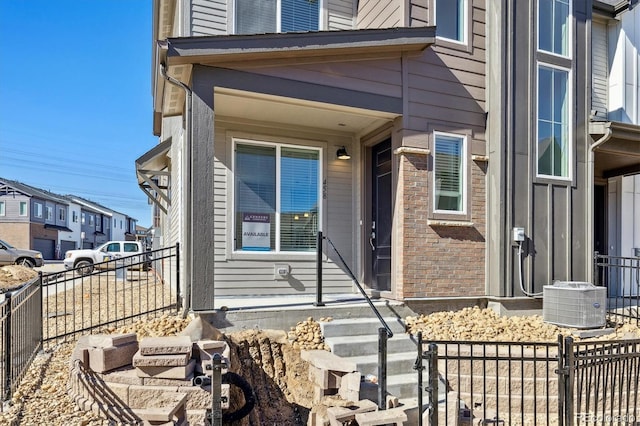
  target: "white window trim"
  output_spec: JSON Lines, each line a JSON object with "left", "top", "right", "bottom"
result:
{"left": 434, "top": 0, "right": 469, "bottom": 46}
{"left": 231, "top": 0, "right": 324, "bottom": 34}
{"left": 231, "top": 137, "right": 323, "bottom": 256}
{"left": 34, "top": 202, "right": 42, "bottom": 218}
{"left": 535, "top": 62, "right": 573, "bottom": 181}
{"left": 432, "top": 131, "right": 467, "bottom": 215}
{"left": 537, "top": 0, "right": 572, "bottom": 59}
{"left": 0, "top": 201, "right": 5, "bottom": 216}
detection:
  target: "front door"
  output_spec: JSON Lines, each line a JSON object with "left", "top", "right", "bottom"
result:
{"left": 370, "top": 139, "right": 392, "bottom": 291}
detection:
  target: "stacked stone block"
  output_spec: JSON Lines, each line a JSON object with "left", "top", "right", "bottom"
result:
{"left": 133, "top": 336, "right": 195, "bottom": 379}
{"left": 68, "top": 334, "right": 231, "bottom": 425}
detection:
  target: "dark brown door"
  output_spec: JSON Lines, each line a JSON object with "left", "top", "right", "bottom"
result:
{"left": 370, "top": 139, "right": 392, "bottom": 291}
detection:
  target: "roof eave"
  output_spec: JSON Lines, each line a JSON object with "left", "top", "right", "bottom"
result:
{"left": 165, "top": 27, "right": 436, "bottom": 66}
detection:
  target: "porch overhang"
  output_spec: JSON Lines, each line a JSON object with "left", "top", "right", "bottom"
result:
{"left": 590, "top": 121, "right": 640, "bottom": 178}
{"left": 164, "top": 27, "right": 436, "bottom": 67}
{"left": 153, "top": 27, "right": 435, "bottom": 133}
{"left": 135, "top": 138, "right": 172, "bottom": 214}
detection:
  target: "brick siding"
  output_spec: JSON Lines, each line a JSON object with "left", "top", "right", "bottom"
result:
{"left": 398, "top": 154, "right": 486, "bottom": 298}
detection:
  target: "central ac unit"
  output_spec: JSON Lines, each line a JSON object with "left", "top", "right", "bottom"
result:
{"left": 543, "top": 281, "right": 606, "bottom": 329}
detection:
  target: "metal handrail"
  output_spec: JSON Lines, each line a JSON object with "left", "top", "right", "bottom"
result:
{"left": 322, "top": 233, "right": 393, "bottom": 338}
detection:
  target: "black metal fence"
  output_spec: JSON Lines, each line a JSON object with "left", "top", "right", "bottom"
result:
{"left": 42, "top": 244, "right": 181, "bottom": 346}
{"left": 417, "top": 334, "right": 640, "bottom": 425}
{"left": 594, "top": 253, "right": 640, "bottom": 326}
{"left": 0, "top": 277, "right": 43, "bottom": 400}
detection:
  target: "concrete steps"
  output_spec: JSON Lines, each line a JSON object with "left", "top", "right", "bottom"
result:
{"left": 320, "top": 317, "right": 419, "bottom": 400}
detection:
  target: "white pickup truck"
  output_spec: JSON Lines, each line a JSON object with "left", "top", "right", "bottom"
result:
{"left": 63, "top": 241, "right": 149, "bottom": 275}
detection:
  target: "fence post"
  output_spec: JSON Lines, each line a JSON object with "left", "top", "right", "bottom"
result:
{"left": 175, "top": 242, "right": 181, "bottom": 311}
{"left": 416, "top": 332, "right": 424, "bottom": 426}
{"left": 3, "top": 292, "right": 11, "bottom": 401}
{"left": 564, "top": 336, "right": 574, "bottom": 425}
{"left": 378, "top": 327, "right": 387, "bottom": 410}
{"left": 314, "top": 231, "right": 324, "bottom": 307}
{"left": 427, "top": 343, "right": 438, "bottom": 426}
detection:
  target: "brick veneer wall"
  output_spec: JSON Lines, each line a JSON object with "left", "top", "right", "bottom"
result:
{"left": 0, "top": 223, "right": 30, "bottom": 248}
{"left": 398, "top": 153, "right": 486, "bottom": 298}
{"left": 30, "top": 223, "right": 57, "bottom": 244}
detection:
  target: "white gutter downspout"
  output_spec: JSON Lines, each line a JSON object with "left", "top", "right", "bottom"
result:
{"left": 587, "top": 126, "right": 613, "bottom": 282}
{"left": 160, "top": 59, "right": 193, "bottom": 316}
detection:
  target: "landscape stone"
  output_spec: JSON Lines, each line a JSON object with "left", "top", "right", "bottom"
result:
{"left": 327, "top": 399, "right": 378, "bottom": 425}
{"left": 88, "top": 341, "right": 139, "bottom": 373}
{"left": 128, "top": 385, "right": 179, "bottom": 410}
{"left": 133, "top": 351, "right": 191, "bottom": 367}
{"left": 135, "top": 359, "right": 196, "bottom": 379}
{"left": 194, "top": 340, "right": 230, "bottom": 375}
{"left": 139, "top": 336, "right": 193, "bottom": 355}
{"left": 301, "top": 350, "right": 357, "bottom": 372}
{"left": 178, "top": 383, "right": 230, "bottom": 410}
{"left": 355, "top": 407, "right": 407, "bottom": 425}
{"left": 178, "top": 316, "right": 224, "bottom": 341}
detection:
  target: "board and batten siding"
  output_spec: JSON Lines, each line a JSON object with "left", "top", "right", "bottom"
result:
{"left": 211, "top": 120, "right": 355, "bottom": 297}
{"left": 189, "top": 0, "right": 356, "bottom": 36}
{"left": 592, "top": 20, "right": 609, "bottom": 118}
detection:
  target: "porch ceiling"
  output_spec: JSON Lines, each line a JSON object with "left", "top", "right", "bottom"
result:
{"left": 215, "top": 88, "right": 397, "bottom": 135}
{"left": 590, "top": 121, "right": 640, "bottom": 178}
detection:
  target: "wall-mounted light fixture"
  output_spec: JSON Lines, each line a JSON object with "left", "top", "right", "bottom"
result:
{"left": 336, "top": 146, "right": 351, "bottom": 160}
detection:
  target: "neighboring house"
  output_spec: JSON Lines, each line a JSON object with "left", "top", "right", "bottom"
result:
{"left": 141, "top": 0, "right": 639, "bottom": 312}
{"left": 0, "top": 178, "right": 73, "bottom": 259}
{"left": 590, "top": 1, "right": 640, "bottom": 294}
{"left": 66, "top": 196, "right": 114, "bottom": 249}
{"left": 110, "top": 211, "right": 127, "bottom": 241}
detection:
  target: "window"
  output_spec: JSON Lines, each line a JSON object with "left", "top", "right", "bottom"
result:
{"left": 435, "top": 0, "right": 466, "bottom": 43}
{"left": 0, "top": 202, "right": 4, "bottom": 216}
{"left": 45, "top": 206, "right": 53, "bottom": 221}
{"left": 89, "top": 215, "right": 94, "bottom": 227}
{"left": 19, "top": 202, "right": 28, "bottom": 216}
{"left": 81, "top": 213, "right": 86, "bottom": 225}
{"left": 113, "top": 218, "right": 116, "bottom": 227}
{"left": 105, "top": 242, "right": 120, "bottom": 253}
{"left": 433, "top": 133, "right": 466, "bottom": 213}
{"left": 235, "top": 0, "right": 320, "bottom": 35}
{"left": 72, "top": 211, "right": 78, "bottom": 223}
{"left": 96, "top": 216, "right": 101, "bottom": 231}
{"left": 537, "top": 65, "right": 570, "bottom": 178}
{"left": 59, "top": 208, "right": 65, "bottom": 222}
{"left": 106, "top": 219, "right": 110, "bottom": 229}
{"left": 34, "top": 203, "right": 42, "bottom": 218}
{"left": 120, "top": 220, "right": 123, "bottom": 229}
{"left": 538, "top": 0, "right": 570, "bottom": 56}
{"left": 124, "top": 243, "right": 139, "bottom": 252}
{"left": 234, "top": 140, "right": 321, "bottom": 253}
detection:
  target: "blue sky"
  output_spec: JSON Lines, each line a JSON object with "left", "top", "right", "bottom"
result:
{"left": 0, "top": 1, "right": 157, "bottom": 227}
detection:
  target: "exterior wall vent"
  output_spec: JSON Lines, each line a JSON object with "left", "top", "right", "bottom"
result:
{"left": 543, "top": 281, "right": 606, "bottom": 329}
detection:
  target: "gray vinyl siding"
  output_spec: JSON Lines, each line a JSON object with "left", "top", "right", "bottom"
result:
{"left": 210, "top": 119, "right": 355, "bottom": 298}
{"left": 191, "top": 0, "right": 227, "bottom": 36}
{"left": 189, "top": 0, "right": 356, "bottom": 35}
{"left": 357, "top": 0, "right": 402, "bottom": 29}
{"left": 250, "top": 59, "right": 403, "bottom": 98}
{"left": 592, "top": 20, "right": 608, "bottom": 118}
{"left": 0, "top": 195, "right": 31, "bottom": 222}
{"left": 327, "top": 0, "right": 356, "bottom": 30}
{"left": 407, "top": 0, "right": 485, "bottom": 135}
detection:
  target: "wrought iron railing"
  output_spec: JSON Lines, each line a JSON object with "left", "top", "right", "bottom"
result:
{"left": 315, "top": 231, "right": 394, "bottom": 409}
{"left": 0, "top": 276, "right": 42, "bottom": 400}
{"left": 594, "top": 252, "right": 640, "bottom": 325}
{"left": 41, "top": 244, "right": 180, "bottom": 346}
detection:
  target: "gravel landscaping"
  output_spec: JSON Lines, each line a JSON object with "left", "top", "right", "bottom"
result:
{"left": 2, "top": 265, "right": 640, "bottom": 424}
